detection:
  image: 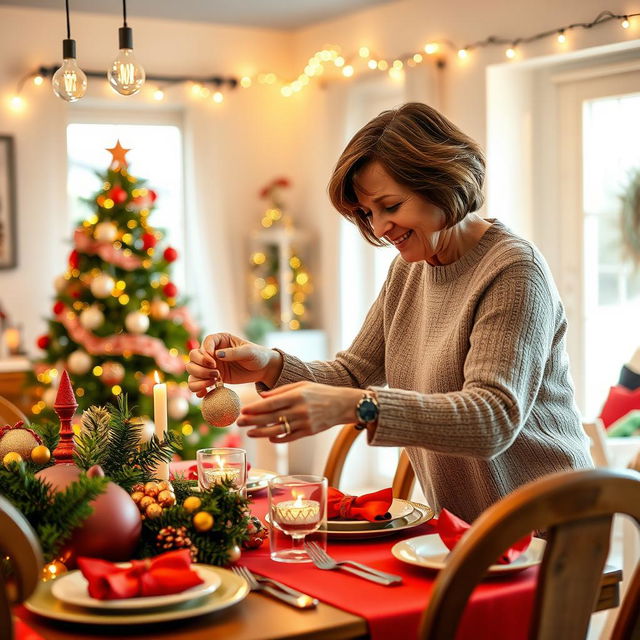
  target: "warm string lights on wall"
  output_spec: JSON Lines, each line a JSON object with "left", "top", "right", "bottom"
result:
{"left": 6, "top": 8, "right": 639, "bottom": 111}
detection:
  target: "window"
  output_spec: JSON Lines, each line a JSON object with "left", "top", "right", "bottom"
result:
{"left": 66, "top": 117, "right": 185, "bottom": 287}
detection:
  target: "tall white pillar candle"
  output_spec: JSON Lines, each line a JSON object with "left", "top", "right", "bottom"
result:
{"left": 153, "top": 372, "right": 170, "bottom": 481}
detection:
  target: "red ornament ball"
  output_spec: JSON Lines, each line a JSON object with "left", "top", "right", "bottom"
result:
{"left": 186, "top": 338, "right": 199, "bottom": 351}
{"left": 149, "top": 190, "right": 158, "bottom": 203}
{"left": 109, "top": 186, "right": 128, "bottom": 204}
{"left": 68, "top": 249, "right": 79, "bottom": 269}
{"left": 52, "top": 301, "right": 65, "bottom": 315}
{"left": 163, "top": 282, "right": 178, "bottom": 298}
{"left": 142, "top": 232, "right": 157, "bottom": 250}
{"left": 36, "top": 334, "right": 50, "bottom": 349}
{"left": 163, "top": 246, "right": 178, "bottom": 262}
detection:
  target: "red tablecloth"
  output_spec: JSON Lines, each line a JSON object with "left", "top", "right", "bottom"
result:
{"left": 243, "top": 494, "right": 536, "bottom": 640}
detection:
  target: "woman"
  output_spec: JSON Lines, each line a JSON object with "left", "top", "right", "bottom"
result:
{"left": 187, "top": 102, "right": 592, "bottom": 523}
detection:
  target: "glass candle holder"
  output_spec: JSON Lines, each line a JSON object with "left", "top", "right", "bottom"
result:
{"left": 268, "top": 474, "right": 327, "bottom": 563}
{"left": 197, "top": 448, "right": 247, "bottom": 495}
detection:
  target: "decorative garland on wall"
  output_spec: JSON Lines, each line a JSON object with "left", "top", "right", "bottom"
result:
{"left": 6, "top": 9, "right": 640, "bottom": 111}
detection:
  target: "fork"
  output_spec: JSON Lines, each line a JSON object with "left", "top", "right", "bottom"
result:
{"left": 231, "top": 565, "right": 318, "bottom": 608}
{"left": 304, "top": 542, "right": 402, "bottom": 585}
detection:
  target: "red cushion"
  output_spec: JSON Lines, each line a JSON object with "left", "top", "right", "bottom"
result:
{"left": 599, "top": 385, "right": 640, "bottom": 428}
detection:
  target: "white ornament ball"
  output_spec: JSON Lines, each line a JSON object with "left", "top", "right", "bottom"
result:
{"left": 149, "top": 299, "right": 170, "bottom": 320}
{"left": 100, "top": 361, "right": 125, "bottom": 385}
{"left": 168, "top": 396, "right": 189, "bottom": 420}
{"left": 125, "top": 311, "right": 149, "bottom": 334}
{"left": 228, "top": 544, "right": 242, "bottom": 563}
{"left": 94, "top": 221, "right": 118, "bottom": 243}
{"left": 67, "top": 350, "right": 92, "bottom": 375}
{"left": 43, "top": 386, "right": 57, "bottom": 407}
{"left": 79, "top": 306, "right": 105, "bottom": 330}
{"left": 90, "top": 274, "right": 115, "bottom": 298}
{"left": 54, "top": 275, "right": 67, "bottom": 293}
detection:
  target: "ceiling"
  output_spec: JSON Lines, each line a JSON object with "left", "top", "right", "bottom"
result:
{"left": 0, "top": 0, "right": 398, "bottom": 30}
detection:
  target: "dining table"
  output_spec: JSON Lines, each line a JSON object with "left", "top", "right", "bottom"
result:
{"left": 15, "top": 475, "right": 623, "bottom": 640}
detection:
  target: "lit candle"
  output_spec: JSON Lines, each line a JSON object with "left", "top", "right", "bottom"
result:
{"left": 3, "top": 327, "right": 21, "bottom": 355}
{"left": 203, "top": 454, "right": 240, "bottom": 487}
{"left": 153, "top": 371, "right": 169, "bottom": 481}
{"left": 274, "top": 493, "right": 320, "bottom": 526}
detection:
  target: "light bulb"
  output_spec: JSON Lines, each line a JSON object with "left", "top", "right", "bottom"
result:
{"left": 557, "top": 31, "right": 566, "bottom": 43}
{"left": 107, "top": 27, "right": 145, "bottom": 96}
{"left": 621, "top": 17, "right": 630, "bottom": 29}
{"left": 505, "top": 47, "right": 516, "bottom": 59}
{"left": 457, "top": 48, "right": 469, "bottom": 59}
{"left": 52, "top": 40, "right": 87, "bottom": 102}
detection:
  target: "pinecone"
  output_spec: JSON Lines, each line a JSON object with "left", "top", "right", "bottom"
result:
{"left": 156, "top": 525, "right": 198, "bottom": 561}
{"left": 80, "top": 406, "right": 111, "bottom": 434}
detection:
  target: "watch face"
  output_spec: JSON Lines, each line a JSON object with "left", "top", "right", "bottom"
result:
{"left": 358, "top": 398, "right": 378, "bottom": 422}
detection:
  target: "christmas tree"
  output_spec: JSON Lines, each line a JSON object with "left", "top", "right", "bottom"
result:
{"left": 31, "top": 141, "right": 218, "bottom": 458}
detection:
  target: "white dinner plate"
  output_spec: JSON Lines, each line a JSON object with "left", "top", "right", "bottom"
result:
{"left": 26, "top": 566, "right": 249, "bottom": 625}
{"left": 327, "top": 498, "right": 415, "bottom": 531}
{"left": 51, "top": 564, "right": 221, "bottom": 610}
{"left": 247, "top": 468, "right": 276, "bottom": 494}
{"left": 391, "top": 534, "right": 546, "bottom": 575}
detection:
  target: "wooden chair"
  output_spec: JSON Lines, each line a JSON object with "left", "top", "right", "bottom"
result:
{"left": 0, "top": 395, "right": 29, "bottom": 427}
{"left": 419, "top": 469, "right": 640, "bottom": 640}
{"left": 583, "top": 419, "right": 610, "bottom": 467}
{"left": 323, "top": 424, "right": 416, "bottom": 499}
{"left": 0, "top": 495, "right": 43, "bottom": 640}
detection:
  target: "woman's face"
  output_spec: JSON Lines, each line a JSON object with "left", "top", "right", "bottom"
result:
{"left": 353, "top": 161, "right": 447, "bottom": 263}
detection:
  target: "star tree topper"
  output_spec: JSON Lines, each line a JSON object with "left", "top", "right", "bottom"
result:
{"left": 106, "top": 140, "right": 131, "bottom": 170}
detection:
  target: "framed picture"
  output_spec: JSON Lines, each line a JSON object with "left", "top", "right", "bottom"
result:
{"left": 0, "top": 135, "right": 17, "bottom": 269}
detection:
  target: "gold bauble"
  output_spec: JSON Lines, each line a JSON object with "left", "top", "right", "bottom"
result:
{"left": 201, "top": 382, "right": 241, "bottom": 427}
{"left": 193, "top": 511, "right": 214, "bottom": 532}
{"left": 145, "top": 503, "right": 163, "bottom": 519}
{"left": 31, "top": 445, "right": 51, "bottom": 465}
{"left": 130, "top": 491, "right": 145, "bottom": 504}
{"left": 139, "top": 496, "right": 155, "bottom": 510}
{"left": 3, "top": 452, "right": 23, "bottom": 468}
{"left": 41, "top": 559, "right": 68, "bottom": 582}
{"left": 157, "top": 490, "right": 176, "bottom": 507}
{"left": 131, "top": 483, "right": 145, "bottom": 493}
{"left": 0, "top": 427, "right": 41, "bottom": 460}
{"left": 183, "top": 496, "right": 202, "bottom": 513}
{"left": 157, "top": 480, "right": 172, "bottom": 492}
{"left": 144, "top": 481, "right": 160, "bottom": 497}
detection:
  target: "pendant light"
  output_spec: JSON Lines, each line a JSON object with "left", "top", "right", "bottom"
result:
{"left": 52, "top": 0, "right": 87, "bottom": 102}
{"left": 107, "top": 0, "right": 145, "bottom": 96}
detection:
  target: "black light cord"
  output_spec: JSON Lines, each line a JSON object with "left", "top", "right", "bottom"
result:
{"left": 122, "top": 0, "right": 127, "bottom": 28}
{"left": 65, "top": 0, "right": 70, "bottom": 39}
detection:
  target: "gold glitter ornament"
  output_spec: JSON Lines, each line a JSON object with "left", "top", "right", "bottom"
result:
{"left": 183, "top": 496, "right": 202, "bottom": 513}
{"left": 30, "top": 445, "right": 51, "bottom": 465}
{"left": 3, "top": 451, "right": 23, "bottom": 467}
{"left": 193, "top": 511, "right": 214, "bottom": 532}
{"left": 201, "top": 381, "right": 241, "bottom": 427}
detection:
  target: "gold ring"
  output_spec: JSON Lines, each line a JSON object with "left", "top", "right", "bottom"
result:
{"left": 278, "top": 415, "right": 291, "bottom": 436}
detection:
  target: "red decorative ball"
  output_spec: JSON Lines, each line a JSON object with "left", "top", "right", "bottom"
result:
{"left": 163, "top": 282, "right": 178, "bottom": 298}
{"left": 52, "top": 301, "right": 65, "bottom": 315}
{"left": 36, "top": 334, "right": 50, "bottom": 349}
{"left": 149, "top": 190, "right": 158, "bottom": 203}
{"left": 142, "top": 232, "right": 157, "bottom": 250}
{"left": 163, "top": 246, "right": 178, "bottom": 262}
{"left": 186, "top": 338, "right": 199, "bottom": 351}
{"left": 109, "top": 186, "right": 128, "bottom": 204}
{"left": 36, "top": 464, "right": 141, "bottom": 566}
{"left": 68, "top": 249, "right": 79, "bottom": 269}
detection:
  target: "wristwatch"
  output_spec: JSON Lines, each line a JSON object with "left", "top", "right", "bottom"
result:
{"left": 355, "top": 391, "right": 379, "bottom": 431}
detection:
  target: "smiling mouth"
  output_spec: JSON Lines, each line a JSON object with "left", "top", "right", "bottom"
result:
{"left": 390, "top": 230, "right": 412, "bottom": 246}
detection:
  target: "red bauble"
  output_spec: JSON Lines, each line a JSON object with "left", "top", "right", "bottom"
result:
{"left": 68, "top": 249, "right": 79, "bottom": 269}
{"left": 163, "top": 246, "right": 178, "bottom": 262}
{"left": 53, "top": 301, "right": 65, "bottom": 315}
{"left": 36, "top": 334, "right": 50, "bottom": 349}
{"left": 149, "top": 190, "right": 158, "bottom": 203}
{"left": 109, "top": 186, "right": 128, "bottom": 204}
{"left": 36, "top": 464, "right": 141, "bottom": 566}
{"left": 163, "top": 282, "right": 178, "bottom": 298}
{"left": 142, "top": 232, "right": 157, "bottom": 250}
{"left": 186, "top": 338, "right": 199, "bottom": 351}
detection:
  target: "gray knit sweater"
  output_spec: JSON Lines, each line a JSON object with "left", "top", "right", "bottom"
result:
{"left": 271, "top": 220, "right": 592, "bottom": 522}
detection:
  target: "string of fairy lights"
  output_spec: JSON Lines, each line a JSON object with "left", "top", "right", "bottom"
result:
{"left": 6, "top": 9, "right": 639, "bottom": 112}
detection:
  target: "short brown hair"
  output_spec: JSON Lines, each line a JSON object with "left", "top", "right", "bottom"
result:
{"left": 328, "top": 102, "right": 485, "bottom": 246}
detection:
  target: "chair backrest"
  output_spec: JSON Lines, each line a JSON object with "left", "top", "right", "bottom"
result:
{"left": 583, "top": 419, "right": 610, "bottom": 467}
{"left": 322, "top": 424, "right": 416, "bottom": 499}
{"left": 0, "top": 396, "right": 29, "bottom": 427}
{"left": 0, "top": 496, "right": 43, "bottom": 639}
{"left": 419, "top": 469, "right": 640, "bottom": 640}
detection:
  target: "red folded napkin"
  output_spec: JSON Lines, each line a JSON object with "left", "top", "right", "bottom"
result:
{"left": 326, "top": 487, "right": 393, "bottom": 522}
{"left": 436, "top": 508, "right": 532, "bottom": 564}
{"left": 77, "top": 549, "right": 204, "bottom": 600}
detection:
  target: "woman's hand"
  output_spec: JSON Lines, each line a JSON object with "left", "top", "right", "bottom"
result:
{"left": 186, "top": 332, "right": 283, "bottom": 397}
{"left": 236, "top": 381, "right": 363, "bottom": 442}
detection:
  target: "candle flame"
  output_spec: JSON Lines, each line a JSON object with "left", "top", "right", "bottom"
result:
{"left": 215, "top": 455, "right": 223, "bottom": 470}
{"left": 154, "top": 371, "right": 160, "bottom": 384}
{"left": 292, "top": 492, "right": 304, "bottom": 507}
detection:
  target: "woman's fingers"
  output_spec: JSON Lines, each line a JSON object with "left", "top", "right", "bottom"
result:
{"left": 186, "top": 361, "right": 218, "bottom": 379}
{"left": 241, "top": 393, "right": 295, "bottom": 416}
{"left": 189, "top": 348, "right": 216, "bottom": 368}
{"left": 258, "top": 381, "right": 306, "bottom": 397}
{"left": 187, "top": 375, "right": 216, "bottom": 392}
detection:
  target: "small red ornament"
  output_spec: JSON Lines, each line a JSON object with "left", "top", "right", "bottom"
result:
{"left": 68, "top": 250, "right": 79, "bottom": 269}
{"left": 149, "top": 190, "right": 158, "bottom": 203}
{"left": 52, "top": 370, "right": 78, "bottom": 464}
{"left": 37, "top": 334, "right": 51, "bottom": 349}
{"left": 186, "top": 338, "right": 199, "bottom": 351}
{"left": 163, "top": 282, "right": 178, "bottom": 298}
{"left": 163, "top": 246, "right": 178, "bottom": 262}
{"left": 274, "top": 177, "right": 291, "bottom": 188}
{"left": 142, "top": 232, "right": 157, "bottom": 250}
{"left": 109, "top": 186, "right": 128, "bottom": 204}
{"left": 53, "top": 301, "right": 65, "bottom": 315}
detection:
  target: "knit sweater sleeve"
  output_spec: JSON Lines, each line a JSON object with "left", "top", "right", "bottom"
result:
{"left": 369, "top": 259, "right": 556, "bottom": 458}
{"left": 261, "top": 279, "right": 388, "bottom": 390}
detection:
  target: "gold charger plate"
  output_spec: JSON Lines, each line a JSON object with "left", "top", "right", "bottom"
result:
{"left": 25, "top": 565, "right": 249, "bottom": 625}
